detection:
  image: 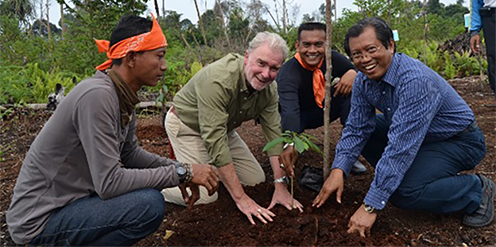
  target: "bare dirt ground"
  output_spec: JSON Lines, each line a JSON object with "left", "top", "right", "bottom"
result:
{"left": 1, "top": 76, "right": 495, "bottom": 246}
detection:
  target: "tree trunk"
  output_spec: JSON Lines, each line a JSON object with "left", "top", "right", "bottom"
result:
{"left": 323, "top": 0, "right": 333, "bottom": 178}
{"left": 282, "top": 0, "right": 287, "bottom": 34}
{"left": 162, "top": 0, "right": 166, "bottom": 23}
{"left": 423, "top": 0, "right": 427, "bottom": 64}
{"left": 193, "top": 0, "right": 208, "bottom": 45}
{"left": 216, "top": 0, "right": 231, "bottom": 48}
{"left": 153, "top": 0, "right": 160, "bottom": 19}
{"left": 333, "top": 1, "right": 337, "bottom": 21}
{"left": 265, "top": 6, "right": 281, "bottom": 31}
{"left": 46, "top": 0, "right": 51, "bottom": 41}
{"left": 387, "top": 0, "right": 391, "bottom": 23}
{"left": 60, "top": 2, "right": 65, "bottom": 38}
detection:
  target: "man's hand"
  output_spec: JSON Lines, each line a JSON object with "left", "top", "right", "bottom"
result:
{"left": 179, "top": 163, "right": 219, "bottom": 209}
{"left": 217, "top": 163, "right": 275, "bottom": 224}
{"left": 190, "top": 163, "right": 219, "bottom": 195}
{"left": 279, "top": 146, "right": 298, "bottom": 178}
{"left": 236, "top": 194, "right": 276, "bottom": 225}
{"left": 312, "top": 168, "right": 345, "bottom": 208}
{"left": 333, "top": 70, "right": 356, "bottom": 97}
{"left": 347, "top": 204, "right": 377, "bottom": 237}
{"left": 268, "top": 183, "right": 304, "bottom": 212}
{"left": 179, "top": 183, "right": 200, "bottom": 209}
{"left": 470, "top": 34, "right": 481, "bottom": 55}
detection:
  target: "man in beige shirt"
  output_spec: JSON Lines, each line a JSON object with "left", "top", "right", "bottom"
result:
{"left": 163, "top": 32, "right": 301, "bottom": 225}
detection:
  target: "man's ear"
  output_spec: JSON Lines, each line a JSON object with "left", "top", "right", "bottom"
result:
{"left": 125, "top": 51, "right": 137, "bottom": 68}
{"left": 388, "top": 39, "right": 395, "bottom": 54}
{"left": 295, "top": 40, "right": 300, "bottom": 50}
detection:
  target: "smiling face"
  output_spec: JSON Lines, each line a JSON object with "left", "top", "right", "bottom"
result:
{"left": 244, "top": 43, "right": 284, "bottom": 91}
{"left": 296, "top": 29, "right": 326, "bottom": 67}
{"left": 348, "top": 27, "right": 394, "bottom": 81}
{"left": 130, "top": 46, "right": 167, "bottom": 89}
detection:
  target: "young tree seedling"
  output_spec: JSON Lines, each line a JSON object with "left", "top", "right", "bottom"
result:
{"left": 263, "top": 130, "right": 323, "bottom": 207}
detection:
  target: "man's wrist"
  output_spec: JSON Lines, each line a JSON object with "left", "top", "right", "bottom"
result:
{"left": 175, "top": 162, "right": 192, "bottom": 184}
{"left": 283, "top": 142, "right": 294, "bottom": 150}
{"left": 274, "top": 176, "right": 290, "bottom": 185}
{"left": 364, "top": 203, "right": 379, "bottom": 214}
{"left": 470, "top": 30, "right": 480, "bottom": 37}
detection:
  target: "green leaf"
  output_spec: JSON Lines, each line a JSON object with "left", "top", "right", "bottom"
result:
{"left": 263, "top": 137, "right": 286, "bottom": 152}
{"left": 293, "top": 136, "right": 305, "bottom": 153}
{"left": 301, "top": 135, "right": 323, "bottom": 155}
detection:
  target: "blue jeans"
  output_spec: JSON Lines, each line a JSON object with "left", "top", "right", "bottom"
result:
{"left": 361, "top": 114, "right": 487, "bottom": 214}
{"left": 29, "top": 189, "right": 165, "bottom": 246}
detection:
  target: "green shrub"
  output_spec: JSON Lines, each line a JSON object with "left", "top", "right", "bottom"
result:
{"left": 444, "top": 51, "right": 457, "bottom": 79}
{"left": 0, "top": 63, "right": 84, "bottom": 104}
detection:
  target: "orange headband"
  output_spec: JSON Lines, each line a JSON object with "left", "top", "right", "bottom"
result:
{"left": 95, "top": 13, "right": 168, "bottom": 71}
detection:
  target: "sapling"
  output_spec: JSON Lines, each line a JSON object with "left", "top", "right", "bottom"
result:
{"left": 263, "top": 130, "right": 323, "bottom": 207}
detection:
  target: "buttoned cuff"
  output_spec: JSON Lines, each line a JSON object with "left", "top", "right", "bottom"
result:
{"left": 331, "top": 156, "right": 353, "bottom": 177}
{"left": 364, "top": 187, "right": 389, "bottom": 210}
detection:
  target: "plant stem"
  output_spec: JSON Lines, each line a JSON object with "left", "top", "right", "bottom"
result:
{"left": 291, "top": 176, "right": 294, "bottom": 208}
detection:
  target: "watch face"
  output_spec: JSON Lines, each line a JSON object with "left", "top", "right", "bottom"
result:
{"left": 176, "top": 166, "right": 186, "bottom": 175}
{"left": 364, "top": 204, "right": 374, "bottom": 213}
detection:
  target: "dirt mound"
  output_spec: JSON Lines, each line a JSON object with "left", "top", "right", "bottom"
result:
{"left": 0, "top": 77, "right": 495, "bottom": 246}
{"left": 438, "top": 32, "right": 487, "bottom": 57}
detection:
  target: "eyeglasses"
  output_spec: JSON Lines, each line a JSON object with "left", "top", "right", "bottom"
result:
{"left": 351, "top": 45, "right": 383, "bottom": 61}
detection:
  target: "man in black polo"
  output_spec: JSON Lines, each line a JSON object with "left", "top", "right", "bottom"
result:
{"left": 276, "top": 22, "right": 367, "bottom": 175}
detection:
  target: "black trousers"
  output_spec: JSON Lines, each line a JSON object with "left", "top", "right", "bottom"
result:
{"left": 481, "top": 7, "right": 495, "bottom": 94}
{"left": 299, "top": 86, "right": 351, "bottom": 131}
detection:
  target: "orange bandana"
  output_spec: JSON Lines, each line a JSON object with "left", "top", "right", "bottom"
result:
{"left": 294, "top": 53, "right": 325, "bottom": 108}
{"left": 95, "top": 14, "right": 168, "bottom": 71}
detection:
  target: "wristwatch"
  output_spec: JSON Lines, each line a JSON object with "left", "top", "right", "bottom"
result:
{"left": 364, "top": 204, "right": 376, "bottom": 214}
{"left": 175, "top": 163, "right": 188, "bottom": 184}
{"left": 274, "top": 176, "right": 290, "bottom": 184}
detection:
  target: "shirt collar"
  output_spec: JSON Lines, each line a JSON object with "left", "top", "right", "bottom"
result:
{"left": 362, "top": 53, "right": 402, "bottom": 87}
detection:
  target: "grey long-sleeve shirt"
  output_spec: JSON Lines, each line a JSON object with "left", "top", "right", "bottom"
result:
{"left": 7, "top": 71, "right": 179, "bottom": 244}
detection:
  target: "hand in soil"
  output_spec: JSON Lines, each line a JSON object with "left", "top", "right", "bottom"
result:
{"left": 347, "top": 204, "right": 378, "bottom": 238}
{"left": 190, "top": 163, "right": 219, "bottom": 195}
{"left": 268, "top": 183, "right": 304, "bottom": 212}
{"left": 179, "top": 184, "right": 200, "bottom": 209}
{"left": 236, "top": 194, "right": 276, "bottom": 225}
{"left": 312, "top": 168, "right": 344, "bottom": 208}
{"left": 279, "top": 146, "right": 298, "bottom": 177}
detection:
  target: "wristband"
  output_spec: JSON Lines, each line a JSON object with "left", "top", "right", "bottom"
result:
{"left": 274, "top": 176, "right": 289, "bottom": 184}
{"left": 283, "top": 142, "right": 294, "bottom": 150}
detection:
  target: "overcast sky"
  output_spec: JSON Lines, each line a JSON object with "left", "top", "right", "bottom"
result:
{"left": 47, "top": 0, "right": 465, "bottom": 28}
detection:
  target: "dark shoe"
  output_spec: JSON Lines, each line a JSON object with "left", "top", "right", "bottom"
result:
{"left": 351, "top": 161, "right": 367, "bottom": 174}
{"left": 462, "top": 175, "right": 495, "bottom": 227}
{"left": 299, "top": 165, "right": 323, "bottom": 192}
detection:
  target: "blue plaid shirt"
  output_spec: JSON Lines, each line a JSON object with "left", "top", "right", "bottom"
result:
{"left": 333, "top": 53, "right": 475, "bottom": 210}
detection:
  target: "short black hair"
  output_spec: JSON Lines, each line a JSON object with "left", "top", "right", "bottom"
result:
{"left": 344, "top": 17, "right": 395, "bottom": 58}
{"left": 297, "top": 22, "right": 326, "bottom": 41}
{"left": 110, "top": 15, "right": 152, "bottom": 66}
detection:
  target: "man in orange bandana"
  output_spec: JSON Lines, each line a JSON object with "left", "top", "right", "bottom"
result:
{"left": 276, "top": 22, "right": 367, "bottom": 177}
{"left": 7, "top": 14, "right": 218, "bottom": 246}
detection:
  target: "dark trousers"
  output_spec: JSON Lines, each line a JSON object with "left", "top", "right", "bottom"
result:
{"left": 361, "top": 114, "right": 486, "bottom": 214}
{"left": 300, "top": 88, "right": 351, "bottom": 132}
{"left": 481, "top": 7, "right": 495, "bottom": 94}
{"left": 29, "top": 189, "right": 165, "bottom": 246}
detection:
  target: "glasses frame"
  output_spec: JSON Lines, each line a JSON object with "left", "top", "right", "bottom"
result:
{"left": 351, "top": 45, "right": 383, "bottom": 61}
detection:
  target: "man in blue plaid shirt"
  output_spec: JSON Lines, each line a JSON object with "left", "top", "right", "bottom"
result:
{"left": 312, "top": 17, "right": 494, "bottom": 237}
